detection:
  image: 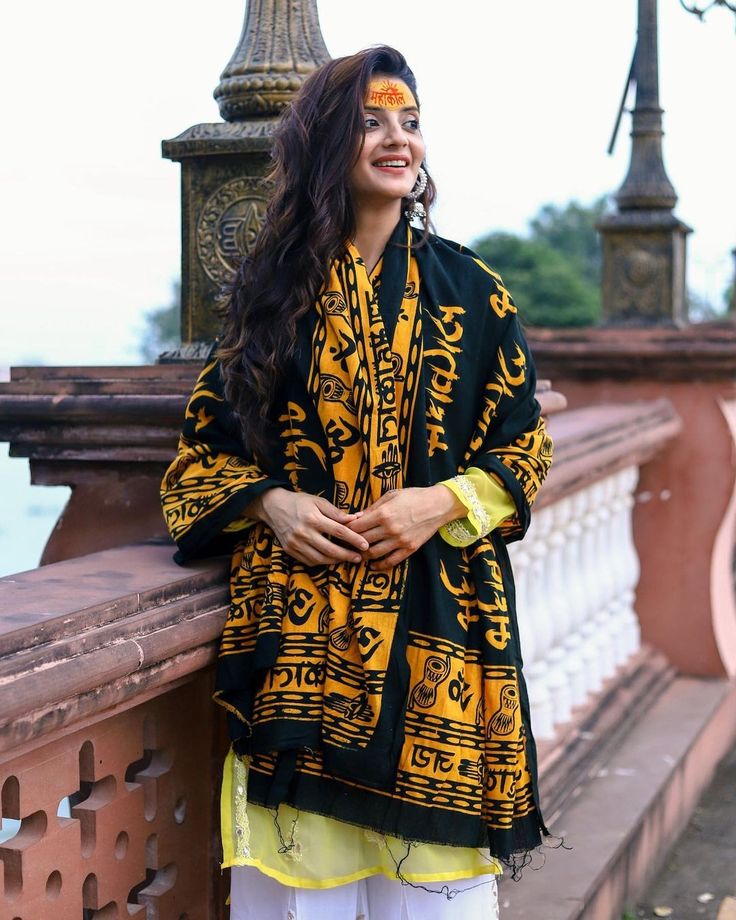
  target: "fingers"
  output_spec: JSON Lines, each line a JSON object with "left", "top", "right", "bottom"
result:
{"left": 371, "top": 548, "right": 409, "bottom": 570}
{"left": 346, "top": 504, "right": 408, "bottom": 555}
{"left": 347, "top": 524, "right": 384, "bottom": 546}
{"left": 349, "top": 507, "right": 392, "bottom": 534}
{"left": 364, "top": 534, "right": 416, "bottom": 562}
{"left": 347, "top": 491, "right": 399, "bottom": 533}
{"left": 347, "top": 514, "right": 373, "bottom": 534}
{"left": 350, "top": 508, "right": 403, "bottom": 543}
{"left": 274, "top": 491, "right": 423, "bottom": 567}
{"left": 275, "top": 495, "right": 370, "bottom": 564}
{"left": 314, "top": 497, "right": 361, "bottom": 525}
{"left": 280, "top": 526, "right": 363, "bottom": 565}
{"left": 363, "top": 538, "right": 394, "bottom": 559}
{"left": 319, "top": 518, "right": 370, "bottom": 553}
{"left": 301, "top": 500, "right": 369, "bottom": 552}
{"left": 309, "top": 532, "right": 364, "bottom": 564}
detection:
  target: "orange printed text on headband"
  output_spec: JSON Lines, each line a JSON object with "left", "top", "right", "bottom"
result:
{"left": 365, "top": 78, "right": 418, "bottom": 111}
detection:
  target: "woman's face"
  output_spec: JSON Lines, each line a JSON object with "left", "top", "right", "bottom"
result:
{"left": 349, "top": 74, "right": 426, "bottom": 213}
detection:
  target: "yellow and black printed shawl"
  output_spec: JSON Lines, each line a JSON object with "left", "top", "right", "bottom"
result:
{"left": 161, "top": 219, "right": 553, "bottom": 864}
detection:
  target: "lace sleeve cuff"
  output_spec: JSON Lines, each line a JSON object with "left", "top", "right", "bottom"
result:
{"left": 438, "top": 468, "right": 516, "bottom": 548}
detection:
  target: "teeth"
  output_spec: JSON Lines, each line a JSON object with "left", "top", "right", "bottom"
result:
{"left": 374, "top": 160, "right": 407, "bottom": 167}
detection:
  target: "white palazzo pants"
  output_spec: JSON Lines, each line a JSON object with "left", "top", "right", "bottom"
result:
{"left": 230, "top": 865, "right": 500, "bottom": 920}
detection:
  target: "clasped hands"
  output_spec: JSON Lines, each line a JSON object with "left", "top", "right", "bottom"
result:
{"left": 247, "top": 486, "right": 467, "bottom": 571}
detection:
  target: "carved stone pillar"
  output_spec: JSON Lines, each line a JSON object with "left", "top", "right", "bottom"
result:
{"left": 162, "top": 0, "right": 330, "bottom": 354}
{"left": 598, "top": 0, "right": 691, "bottom": 325}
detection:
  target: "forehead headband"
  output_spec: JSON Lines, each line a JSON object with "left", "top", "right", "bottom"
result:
{"left": 365, "top": 77, "right": 418, "bottom": 111}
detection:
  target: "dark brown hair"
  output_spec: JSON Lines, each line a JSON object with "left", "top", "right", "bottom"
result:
{"left": 218, "top": 45, "right": 436, "bottom": 461}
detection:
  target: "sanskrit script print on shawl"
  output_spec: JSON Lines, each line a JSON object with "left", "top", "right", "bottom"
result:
{"left": 161, "top": 219, "right": 554, "bottom": 864}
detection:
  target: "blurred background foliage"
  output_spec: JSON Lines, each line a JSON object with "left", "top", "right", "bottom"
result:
{"left": 139, "top": 282, "right": 181, "bottom": 362}
{"left": 474, "top": 195, "right": 605, "bottom": 327}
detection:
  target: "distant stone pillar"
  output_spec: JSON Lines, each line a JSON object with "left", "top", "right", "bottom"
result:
{"left": 162, "top": 0, "right": 330, "bottom": 355}
{"left": 598, "top": 0, "right": 691, "bottom": 326}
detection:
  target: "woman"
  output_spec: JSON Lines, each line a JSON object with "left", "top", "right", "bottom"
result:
{"left": 161, "top": 45, "right": 553, "bottom": 920}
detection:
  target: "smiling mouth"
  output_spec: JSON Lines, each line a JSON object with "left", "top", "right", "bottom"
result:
{"left": 372, "top": 159, "right": 409, "bottom": 168}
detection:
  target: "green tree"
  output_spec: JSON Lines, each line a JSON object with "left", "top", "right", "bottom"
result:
{"left": 473, "top": 196, "right": 608, "bottom": 327}
{"left": 529, "top": 196, "right": 609, "bottom": 289}
{"left": 140, "top": 282, "right": 180, "bottom": 362}
{"left": 472, "top": 232, "right": 601, "bottom": 327}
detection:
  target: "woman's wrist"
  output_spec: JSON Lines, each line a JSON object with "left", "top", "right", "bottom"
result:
{"left": 245, "top": 486, "right": 288, "bottom": 525}
{"left": 430, "top": 482, "right": 468, "bottom": 526}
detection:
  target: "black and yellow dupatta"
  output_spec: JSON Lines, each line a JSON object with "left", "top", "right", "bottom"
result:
{"left": 161, "top": 219, "right": 553, "bottom": 864}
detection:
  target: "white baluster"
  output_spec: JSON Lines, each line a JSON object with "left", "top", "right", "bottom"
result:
{"left": 521, "top": 511, "right": 555, "bottom": 740}
{"left": 544, "top": 498, "right": 574, "bottom": 727}
{"left": 619, "top": 466, "right": 642, "bottom": 657}
{"left": 593, "top": 477, "right": 618, "bottom": 683}
{"left": 607, "top": 468, "right": 633, "bottom": 667}
{"left": 561, "top": 490, "right": 588, "bottom": 708}
{"left": 578, "top": 483, "right": 604, "bottom": 695}
{"left": 510, "top": 463, "right": 645, "bottom": 724}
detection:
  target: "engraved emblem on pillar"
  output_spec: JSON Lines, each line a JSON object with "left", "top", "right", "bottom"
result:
{"left": 602, "top": 232, "right": 685, "bottom": 324}
{"left": 197, "top": 177, "right": 273, "bottom": 291}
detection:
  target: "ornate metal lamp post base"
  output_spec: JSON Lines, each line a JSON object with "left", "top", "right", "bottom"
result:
{"left": 161, "top": 0, "right": 329, "bottom": 353}
{"left": 599, "top": 210, "right": 691, "bottom": 326}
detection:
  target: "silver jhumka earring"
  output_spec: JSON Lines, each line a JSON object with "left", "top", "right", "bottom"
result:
{"left": 404, "top": 167, "right": 428, "bottom": 222}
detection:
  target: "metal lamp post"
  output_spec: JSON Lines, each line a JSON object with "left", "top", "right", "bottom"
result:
{"left": 598, "top": 0, "right": 692, "bottom": 325}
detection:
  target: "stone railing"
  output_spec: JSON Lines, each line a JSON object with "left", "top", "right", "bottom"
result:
{"left": 0, "top": 397, "right": 680, "bottom": 919}
{"left": 513, "top": 465, "right": 642, "bottom": 742}
{"left": 523, "top": 399, "right": 682, "bottom": 818}
{"left": 0, "top": 548, "right": 229, "bottom": 920}
{"left": 527, "top": 324, "right": 736, "bottom": 682}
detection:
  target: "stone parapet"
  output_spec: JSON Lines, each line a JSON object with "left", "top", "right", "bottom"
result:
{"left": 0, "top": 545, "right": 227, "bottom": 755}
{"left": 0, "top": 544, "right": 229, "bottom": 919}
{"left": 0, "top": 366, "right": 565, "bottom": 462}
{"left": 0, "top": 394, "right": 679, "bottom": 919}
{"left": 0, "top": 365, "right": 200, "bottom": 463}
{"left": 527, "top": 323, "right": 736, "bottom": 680}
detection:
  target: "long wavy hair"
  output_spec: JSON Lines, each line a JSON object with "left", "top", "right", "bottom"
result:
{"left": 218, "top": 45, "right": 436, "bottom": 461}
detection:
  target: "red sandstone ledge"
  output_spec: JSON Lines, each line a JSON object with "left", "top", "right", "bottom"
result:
{"left": 527, "top": 321, "right": 736, "bottom": 380}
{"left": 540, "top": 397, "right": 681, "bottom": 505}
{"left": 0, "top": 544, "right": 226, "bottom": 653}
{"left": 0, "top": 545, "right": 228, "bottom": 754}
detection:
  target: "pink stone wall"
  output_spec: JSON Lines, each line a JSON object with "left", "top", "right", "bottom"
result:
{"left": 550, "top": 378, "right": 736, "bottom": 678}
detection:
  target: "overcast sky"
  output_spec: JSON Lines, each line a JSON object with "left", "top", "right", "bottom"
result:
{"left": 1, "top": 0, "right": 734, "bottom": 367}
